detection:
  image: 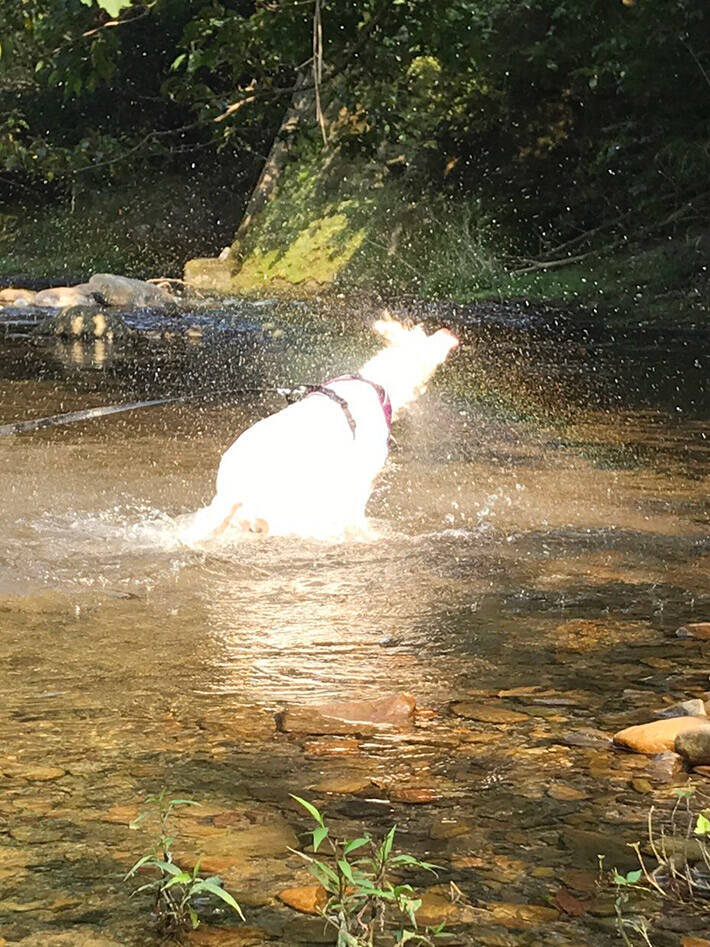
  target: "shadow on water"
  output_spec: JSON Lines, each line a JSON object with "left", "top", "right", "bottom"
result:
{"left": 0, "top": 299, "right": 708, "bottom": 944}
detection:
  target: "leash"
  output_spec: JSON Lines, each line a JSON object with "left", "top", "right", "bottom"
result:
{"left": 0, "top": 378, "right": 392, "bottom": 437}
{"left": 0, "top": 385, "right": 307, "bottom": 437}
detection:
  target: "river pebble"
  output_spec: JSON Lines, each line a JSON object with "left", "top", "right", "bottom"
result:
{"left": 613, "top": 717, "right": 710, "bottom": 754}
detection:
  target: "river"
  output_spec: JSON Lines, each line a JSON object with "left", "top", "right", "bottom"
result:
{"left": 0, "top": 298, "right": 708, "bottom": 945}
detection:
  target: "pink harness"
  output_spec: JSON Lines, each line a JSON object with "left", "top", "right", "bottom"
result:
{"left": 307, "top": 374, "right": 392, "bottom": 439}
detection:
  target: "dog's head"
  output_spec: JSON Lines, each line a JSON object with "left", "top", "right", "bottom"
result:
{"left": 365, "top": 315, "right": 458, "bottom": 413}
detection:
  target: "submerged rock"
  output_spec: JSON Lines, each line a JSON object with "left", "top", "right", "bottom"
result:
{"left": 317, "top": 692, "right": 416, "bottom": 725}
{"left": 676, "top": 622, "right": 710, "bottom": 641}
{"left": 613, "top": 717, "right": 710, "bottom": 755}
{"left": 277, "top": 884, "right": 327, "bottom": 915}
{"left": 36, "top": 306, "right": 130, "bottom": 339}
{"left": 276, "top": 693, "right": 416, "bottom": 735}
{"left": 675, "top": 728, "right": 710, "bottom": 766}
{"left": 449, "top": 701, "right": 529, "bottom": 724}
{"left": 88, "top": 272, "right": 174, "bottom": 307}
{"left": 647, "top": 751, "right": 685, "bottom": 781}
{"left": 654, "top": 699, "right": 707, "bottom": 719}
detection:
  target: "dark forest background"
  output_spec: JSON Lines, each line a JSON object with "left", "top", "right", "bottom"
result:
{"left": 1, "top": 0, "right": 708, "bottom": 311}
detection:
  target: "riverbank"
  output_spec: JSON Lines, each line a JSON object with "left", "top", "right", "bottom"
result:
{"left": 3, "top": 158, "right": 707, "bottom": 328}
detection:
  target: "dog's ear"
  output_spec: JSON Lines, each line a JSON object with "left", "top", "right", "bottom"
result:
{"left": 373, "top": 315, "right": 408, "bottom": 345}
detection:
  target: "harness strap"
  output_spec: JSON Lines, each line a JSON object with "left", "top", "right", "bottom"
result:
{"left": 306, "top": 385, "right": 357, "bottom": 437}
{"left": 307, "top": 374, "right": 392, "bottom": 440}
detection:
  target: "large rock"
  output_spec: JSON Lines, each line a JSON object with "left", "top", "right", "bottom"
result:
{"left": 36, "top": 307, "right": 130, "bottom": 339}
{"left": 184, "top": 256, "right": 234, "bottom": 292}
{"left": 33, "top": 286, "right": 95, "bottom": 308}
{"left": 0, "top": 288, "right": 36, "bottom": 307}
{"left": 613, "top": 717, "right": 710, "bottom": 755}
{"left": 675, "top": 728, "right": 710, "bottom": 766}
{"left": 88, "top": 273, "right": 174, "bottom": 308}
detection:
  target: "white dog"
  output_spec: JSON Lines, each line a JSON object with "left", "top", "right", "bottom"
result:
{"left": 180, "top": 317, "right": 458, "bottom": 544}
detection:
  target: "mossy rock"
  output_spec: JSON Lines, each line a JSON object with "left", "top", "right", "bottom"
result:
{"left": 36, "top": 306, "right": 131, "bottom": 339}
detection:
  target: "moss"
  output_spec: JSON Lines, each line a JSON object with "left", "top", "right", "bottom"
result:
{"left": 231, "top": 210, "right": 366, "bottom": 289}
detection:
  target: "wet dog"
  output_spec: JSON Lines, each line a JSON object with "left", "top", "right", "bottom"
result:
{"left": 180, "top": 317, "right": 458, "bottom": 544}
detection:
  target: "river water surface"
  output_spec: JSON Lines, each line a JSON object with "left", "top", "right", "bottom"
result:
{"left": 0, "top": 300, "right": 708, "bottom": 946}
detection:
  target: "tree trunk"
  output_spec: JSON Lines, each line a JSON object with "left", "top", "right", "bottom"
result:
{"left": 231, "top": 70, "right": 314, "bottom": 258}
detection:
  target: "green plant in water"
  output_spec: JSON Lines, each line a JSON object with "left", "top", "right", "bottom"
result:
{"left": 124, "top": 790, "right": 244, "bottom": 935}
{"left": 290, "top": 794, "right": 451, "bottom": 946}
{"left": 606, "top": 787, "right": 710, "bottom": 946}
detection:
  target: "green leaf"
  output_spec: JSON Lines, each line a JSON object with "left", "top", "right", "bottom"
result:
{"left": 695, "top": 812, "right": 710, "bottom": 835}
{"left": 343, "top": 836, "right": 370, "bottom": 855}
{"left": 290, "top": 795, "right": 324, "bottom": 827}
{"left": 163, "top": 871, "right": 191, "bottom": 888}
{"left": 170, "top": 53, "right": 187, "bottom": 71}
{"left": 123, "top": 854, "right": 155, "bottom": 879}
{"left": 192, "top": 879, "right": 245, "bottom": 920}
{"left": 381, "top": 825, "right": 396, "bottom": 861}
{"left": 313, "top": 825, "right": 329, "bottom": 852}
{"left": 337, "top": 858, "right": 355, "bottom": 884}
{"left": 307, "top": 859, "right": 340, "bottom": 893}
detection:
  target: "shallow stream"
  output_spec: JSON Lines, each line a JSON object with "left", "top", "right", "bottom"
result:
{"left": 0, "top": 299, "right": 708, "bottom": 946}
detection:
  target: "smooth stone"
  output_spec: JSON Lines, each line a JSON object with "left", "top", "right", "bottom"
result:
{"left": 654, "top": 699, "right": 707, "bottom": 719}
{"left": 0, "top": 288, "right": 36, "bottom": 306}
{"left": 562, "top": 828, "right": 638, "bottom": 870}
{"left": 560, "top": 728, "right": 612, "bottom": 749}
{"left": 681, "top": 938, "right": 710, "bottom": 947}
{"left": 560, "top": 868, "right": 598, "bottom": 893}
{"left": 33, "top": 286, "right": 95, "bottom": 308}
{"left": 449, "top": 701, "right": 529, "bottom": 724}
{"left": 276, "top": 707, "right": 374, "bottom": 736}
{"left": 430, "top": 818, "right": 473, "bottom": 840}
{"left": 483, "top": 901, "right": 559, "bottom": 930}
{"left": 277, "top": 693, "right": 416, "bottom": 735}
{"left": 414, "top": 891, "right": 462, "bottom": 926}
{"left": 310, "top": 776, "right": 372, "bottom": 794}
{"left": 676, "top": 622, "right": 710, "bottom": 641}
{"left": 654, "top": 836, "right": 706, "bottom": 865}
{"left": 88, "top": 273, "right": 174, "bottom": 307}
{"left": 3, "top": 764, "right": 66, "bottom": 781}
{"left": 647, "top": 751, "right": 685, "bottom": 780}
{"left": 547, "top": 783, "right": 589, "bottom": 801}
{"left": 316, "top": 693, "right": 416, "bottom": 726}
{"left": 614, "top": 717, "right": 710, "bottom": 755}
{"left": 554, "top": 887, "right": 590, "bottom": 916}
{"left": 630, "top": 777, "right": 653, "bottom": 794}
{"left": 277, "top": 884, "right": 327, "bottom": 915}
{"left": 675, "top": 728, "right": 710, "bottom": 766}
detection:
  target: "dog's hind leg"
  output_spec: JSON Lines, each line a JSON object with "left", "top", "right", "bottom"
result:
{"left": 178, "top": 496, "right": 243, "bottom": 547}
